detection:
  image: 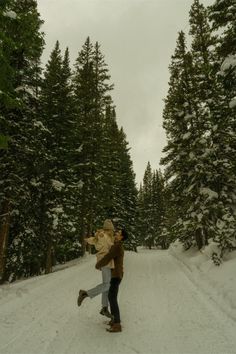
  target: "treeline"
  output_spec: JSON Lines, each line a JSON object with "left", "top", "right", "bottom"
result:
{"left": 1, "top": 0, "right": 235, "bottom": 282}
{"left": 160, "top": 0, "right": 236, "bottom": 263}
{"left": 0, "top": 0, "right": 137, "bottom": 282}
{"left": 136, "top": 163, "right": 168, "bottom": 249}
{"left": 137, "top": 0, "right": 236, "bottom": 261}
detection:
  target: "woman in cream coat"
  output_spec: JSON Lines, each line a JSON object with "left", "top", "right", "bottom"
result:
{"left": 77, "top": 219, "right": 115, "bottom": 318}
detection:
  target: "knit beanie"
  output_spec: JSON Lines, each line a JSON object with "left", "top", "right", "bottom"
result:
{"left": 103, "top": 219, "right": 115, "bottom": 231}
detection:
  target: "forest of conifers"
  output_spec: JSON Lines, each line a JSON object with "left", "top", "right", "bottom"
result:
{"left": 0, "top": 0, "right": 236, "bottom": 282}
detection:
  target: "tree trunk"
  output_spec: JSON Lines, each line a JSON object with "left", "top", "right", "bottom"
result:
{"left": 80, "top": 185, "right": 87, "bottom": 256}
{"left": 0, "top": 200, "right": 10, "bottom": 282}
{"left": 195, "top": 227, "right": 203, "bottom": 250}
{"left": 45, "top": 236, "right": 53, "bottom": 274}
{"left": 203, "top": 227, "right": 209, "bottom": 246}
{"left": 80, "top": 217, "right": 86, "bottom": 256}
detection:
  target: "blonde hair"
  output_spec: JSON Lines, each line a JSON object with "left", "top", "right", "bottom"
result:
{"left": 105, "top": 229, "right": 114, "bottom": 240}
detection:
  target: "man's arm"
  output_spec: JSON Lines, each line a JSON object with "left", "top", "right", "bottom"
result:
{"left": 96, "top": 243, "right": 120, "bottom": 269}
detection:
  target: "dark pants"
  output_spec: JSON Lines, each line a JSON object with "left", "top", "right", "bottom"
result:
{"left": 108, "top": 277, "right": 121, "bottom": 324}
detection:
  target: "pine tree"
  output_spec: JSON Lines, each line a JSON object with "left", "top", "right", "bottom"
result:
{"left": 0, "top": 2, "right": 16, "bottom": 277}
{"left": 88, "top": 41, "right": 114, "bottom": 227}
{"left": 161, "top": 31, "right": 198, "bottom": 248}
{"left": 0, "top": 0, "right": 44, "bottom": 281}
{"left": 208, "top": 0, "right": 236, "bottom": 257}
{"left": 98, "top": 105, "right": 121, "bottom": 220}
{"left": 161, "top": 181, "right": 177, "bottom": 247}
{"left": 138, "top": 162, "right": 154, "bottom": 248}
{"left": 161, "top": 1, "right": 236, "bottom": 259}
{"left": 73, "top": 37, "right": 100, "bottom": 244}
{"left": 209, "top": 0, "right": 236, "bottom": 59}
{"left": 39, "top": 42, "right": 81, "bottom": 273}
{"left": 73, "top": 37, "right": 115, "bottom": 245}
{"left": 115, "top": 128, "right": 137, "bottom": 251}
{"left": 181, "top": 0, "right": 220, "bottom": 250}
{"left": 56, "top": 47, "right": 84, "bottom": 263}
{"left": 152, "top": 170, "right": 166, "bottom": 249}
{"left": 144, "top": 162, "right": 154, "bottom": 248}
{"left": 0, "top": 0, "right": 15, "bottom": 149}
{"left": 136, "top": 183, "right": 145, "bottom": 246}
{"left": 136, "top": 165, "right": 166, "bottom": 249}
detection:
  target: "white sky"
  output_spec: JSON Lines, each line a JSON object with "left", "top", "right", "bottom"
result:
{"left": 37, "top": 0, "right": 213, "bottom": 185}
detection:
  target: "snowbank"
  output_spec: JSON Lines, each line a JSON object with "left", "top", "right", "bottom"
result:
{"left": 169, "top": 240, "right": 236, "bottom": 321}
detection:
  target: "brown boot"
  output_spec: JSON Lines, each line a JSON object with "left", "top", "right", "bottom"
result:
{"left": 108, "top": 319, "right": 114, "bottom": 326}
{"left": 100, "top": 307, "right": 113, "bottom": 318}
{"left": 77, "top": 290, "right": 88, "bottom": 306}
{"left": 106, "top": 323, "right": 122, "bottom": 333}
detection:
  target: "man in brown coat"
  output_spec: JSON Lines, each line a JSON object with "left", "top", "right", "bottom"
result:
{"left": 96, "top": 228, "right": 128, "bottom": 333}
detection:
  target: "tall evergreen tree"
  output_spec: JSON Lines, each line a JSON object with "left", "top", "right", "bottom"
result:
{"left": 208, "top": 0, "right": 236, "bottom": 256}
{"left": 98, "top": 105, "right": 121, "bottom": 219}
{"left": 39, "top": 41, "right": 81, "bottom": 273}
{"left": 136, "top": 164, "right": 166, "bottom": 249}
{"left": 115, "top": 127, "right": 137, "bottom": 251}
{"left": 73, "top": 37, "right": 115, "bottom": 246}
{"left": 152, "top": 170, "right": 166, "bottom": 248}
{"left": 0, "top": 0, "right": 15, "bottom": 149}
{"left": 0, "top": 0, "right": 44, "bottom": 281}
{"left": 142, "top": 162, "right": 154, "bottom": 248}
{"left": 73, "top": 37, "right": 101, "bottom": 244}
{"left": 180, "top": 0, "right": 220, "bottom": 250}
{"left": 161, "top": 1, "right": 236, "bottom": 259}
{"left": 161, "top": 31, "right": 198, "bottom": 247}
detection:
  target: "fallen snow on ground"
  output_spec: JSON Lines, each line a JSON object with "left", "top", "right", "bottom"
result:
{"left": 169, "top": 240, "right": 236, "bottom": 321}
{"left": 0, "top": 249, "right": 236, "bottom": 354}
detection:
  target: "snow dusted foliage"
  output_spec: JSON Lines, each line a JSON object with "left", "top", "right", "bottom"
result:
{"left": 51, "top": 180, "right": 65, "bottom": 192}
{"left": 1, "top": 22, "right": 137, "bottom": 281}
{"left": 220, "top": 55, "right": 236, "bottom": 75}
{"left": 209, "top": 0, "right": 236, "bottom": 56}
{"left": 3, "top": 10, "right": 17, "bottom": 19}
{"left": 0, "top": 0, "right": 45, "bottom": 281}
{"left": 72, "top": 37, "right": 111, "bottom": 240}
{"left": 111, "top": 127, "right": 137, "bottom": 251}
{"left": 137, "top": 162, "right": 154, "bottom": 248}
{"left": 209, "top": 1, "right": 236, "bottom": 103}
{"left": 161, "top": 30, "right": 200, "bottom": 247}
{"left": 208, "top": 0, "right": 236, "bottom": 255}
{"left": 161, "top": 0, "right": 236, "bottom": 260}
{"left": 72, "top": 37, "right": 137, "bottom": 251}
{"left": 39, "top": 41, "right": 84, "bottom": 274}
{"left": 229, "top": 96, "right": 236, "bottom": 108}
{"left": 136, "top": 163, "right": 166, "bottom": 249}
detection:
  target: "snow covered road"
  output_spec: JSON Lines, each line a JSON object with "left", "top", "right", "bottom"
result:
{"left": 0, "top": 249, "right": 236, "bottom": 354}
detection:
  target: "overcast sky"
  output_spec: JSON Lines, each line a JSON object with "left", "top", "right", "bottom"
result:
{"left": 37, "top": 0, "right": 213, "bottom": 185}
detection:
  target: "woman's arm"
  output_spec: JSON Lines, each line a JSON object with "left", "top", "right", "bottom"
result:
{"left": 85, "top": 237, "right": 96, "bottom": 245}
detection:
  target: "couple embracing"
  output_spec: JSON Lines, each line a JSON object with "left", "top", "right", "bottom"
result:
{"left": 77, "top": 219, "right": 128, "bottom": 333}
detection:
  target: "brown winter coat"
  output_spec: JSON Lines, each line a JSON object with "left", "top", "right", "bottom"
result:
{"left": 96, "top": 241, "right": 124, "bottom": 279}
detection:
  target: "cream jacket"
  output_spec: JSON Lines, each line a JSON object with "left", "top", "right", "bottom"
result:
{"left": 86, "top": 229, "right": 114, "bottom": 269}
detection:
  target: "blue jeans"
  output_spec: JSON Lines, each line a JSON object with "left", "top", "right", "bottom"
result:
{"left": 87, "top": 267, "right": 111, "bottom": 307}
